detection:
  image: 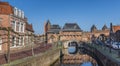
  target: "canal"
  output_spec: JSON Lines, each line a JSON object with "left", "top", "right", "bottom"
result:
{"left": 52, "top": 49, "right": 98, "bottom": 66}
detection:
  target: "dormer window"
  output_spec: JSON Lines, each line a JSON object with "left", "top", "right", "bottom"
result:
{"left": 18, "top": 9, "right": 21, "bottom": 17}
{"left": 14, "top": 7, "right": 17, "bottom": 16}
{"left": 21, "top": 11, "right": 24, "bottom": 18}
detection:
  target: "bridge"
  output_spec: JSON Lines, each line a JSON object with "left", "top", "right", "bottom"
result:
{"left": 60, "top": 41, "right": 120, "bottom": 66}
{"left": 1, "top": 40, "right": 120, "bottom": 66}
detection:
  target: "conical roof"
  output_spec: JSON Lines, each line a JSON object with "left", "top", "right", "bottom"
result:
{"left": 91, "top": 24, "right": 97, "bottom": 32}
{"left": 102, "top": 24, "right": 108, "bottom": 30}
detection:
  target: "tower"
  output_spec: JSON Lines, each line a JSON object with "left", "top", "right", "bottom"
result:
{"left": 44, "top": 20, "right": 51, "bottom": 44}
{"left": 44, "top": 20, "right": 51, "bottom": 34}
{"left": 110, "top": 23, "right": 113, "bottom": 36}
{"left": 102, "top": 24, "right": 108, "bottom": 31}
{"left": 91, "top": 24, "right": 97, "bottom": 32}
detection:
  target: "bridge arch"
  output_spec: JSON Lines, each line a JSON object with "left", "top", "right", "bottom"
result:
{"left": 63, "top": 40, "right": 79, "bottom": 48}
{"left": 79, "top": 45, "right": 104, "bottom": 66}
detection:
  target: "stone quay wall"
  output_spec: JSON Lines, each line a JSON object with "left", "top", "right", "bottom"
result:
{"left": 1, "top": 48, "right": 60, "bottom": 66}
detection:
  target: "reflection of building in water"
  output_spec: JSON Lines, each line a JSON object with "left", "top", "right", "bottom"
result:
{"left": 62, "top": 49, "right": 97, "bottom": 66}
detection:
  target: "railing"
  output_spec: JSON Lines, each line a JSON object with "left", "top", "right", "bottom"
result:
{"left": 84, "top": 42, "right": 120, "bottom": 64}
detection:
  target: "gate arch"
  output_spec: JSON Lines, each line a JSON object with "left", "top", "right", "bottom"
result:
{"left": 63, "top": 40, "right": 79, "bottom": 48}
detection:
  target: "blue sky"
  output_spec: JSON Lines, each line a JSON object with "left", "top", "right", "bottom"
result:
{"left": 4, "top": 0, "right": 120, "bottom": 34}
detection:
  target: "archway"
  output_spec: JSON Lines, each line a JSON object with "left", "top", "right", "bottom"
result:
{"left": 63, "top": 40, "right": 79, "bottom": 48}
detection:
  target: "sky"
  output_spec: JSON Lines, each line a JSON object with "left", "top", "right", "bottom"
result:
{"left": 3, "top": 0, "right": 120, "bottom": 34}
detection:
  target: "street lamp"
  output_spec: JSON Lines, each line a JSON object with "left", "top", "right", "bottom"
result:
{"left": 109, "top": 23, "right": 113, "bottom": 53}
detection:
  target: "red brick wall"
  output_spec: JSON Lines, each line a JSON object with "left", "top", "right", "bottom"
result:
{"left": 113, "top": 26, "right": 120, "bottom": 32}
{"left": 0, "top": 15, "right": 10, "bottom": 27}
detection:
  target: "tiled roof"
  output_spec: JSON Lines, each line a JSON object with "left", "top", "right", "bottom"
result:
{"left": 26, "top": 23, "right": 34, "bottom": 32}
{"left": 62, "top": 23, "right": 82, "bottom": 32}
{"left": 0, "top": 1, "right": 13, "bottom": 14}
{"left": 113, "top": 25, "right": 120, "bottom": 32}
{"left": 0, "top": 1, "right": 9, "bottom": 5}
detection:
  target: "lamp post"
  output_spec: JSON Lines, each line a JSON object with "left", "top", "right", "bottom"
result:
{"left": 109, "top": 23, "right": 113, "bottom": 53}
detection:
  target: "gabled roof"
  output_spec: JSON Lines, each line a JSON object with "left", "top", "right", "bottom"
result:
{"left": 62, "top": 23, "right": 82, "bottom": 32}
{"left": 91, "top": 24, "right": 97, "bottom": 32}
{"left": 26, "top": 23, "right": 34, "bottom": 32}
{"left": 46, "top": 20, "right": 51, "bottom": 26}
{"left": 91, "top": 24, "right": 97, "bottom": 30}
{"left": 102, "top": 24, "right": 108, "bottom": 30}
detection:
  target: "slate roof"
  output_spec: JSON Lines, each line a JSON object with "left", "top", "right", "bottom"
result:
{"left": 102, "top": 24, "right": 108, "bottom": 30}
{"left": 47, "top": 24, "right": 61, "bottom": 34}
{"left": 91, "top": 24, "right": 97, "bottom": 32}
{"left": 50, "top": 24, "right": 61, "bottom": 29}
{"left": 62, "top": 23, "right": 82, "bottom": 32}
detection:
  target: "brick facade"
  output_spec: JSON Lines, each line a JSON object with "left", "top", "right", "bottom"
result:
{"left": 113, "top": 25, "right": 120, "bottom": 32}
{"left": 43, "top": 21, "right": 120, "bottom": 44}
{"left": 0, "top": 2, "right": 34, "bottom": 53}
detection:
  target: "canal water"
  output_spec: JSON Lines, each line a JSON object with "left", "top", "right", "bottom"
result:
{"left": 52, "top": 49, "right": 98, "bottom": 66}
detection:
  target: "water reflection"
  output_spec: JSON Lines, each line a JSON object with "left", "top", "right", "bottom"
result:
{"left": 81, "top": 62, "right": 93, "bottom": 66}
{"left": 52, "top": 49, "right": 98, "bottom": 66}
{"left": 61, "top": 49, "right": 98, "bottom": 66}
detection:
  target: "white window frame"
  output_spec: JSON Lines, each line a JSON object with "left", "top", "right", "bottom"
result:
{"left": 0, "top": 38, "right": 2, "bottom": 50}
{"left": 22, "top": 23, "right": 25, "bottom": 33}
{"left": 16, "top": 22, "right": 20, "bottom": 32}
{"left": 21, "top": 11, "right": 24, "bottom": 18}
{"left": 23, "top": 37, "right": 24, "bottom": 46}
{"left": 14, "top": 7, "right": 17, "bottom": 16}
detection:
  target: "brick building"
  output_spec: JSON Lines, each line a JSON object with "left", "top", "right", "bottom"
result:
{"left": 0, "top": 1, "right": 34, "bottom": 53}
{"left": 44, "top": 20, "right": 120, "bottom": 45}
{"left": 25, "top": 22, "right": 34, "bottom": 46}
{"left": 90, "top": 24, "right": 109, "bottom": 37}
{"left": 112, "top": 25, "right": 120, "bottom": 32}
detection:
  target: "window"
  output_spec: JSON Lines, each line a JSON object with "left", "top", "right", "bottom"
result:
{"left": 11, "top": 21, "right": 15, "bottom": 31}
{"left": 16, "top": 22, "right": 20, "bottom": 32}
{"left": 11, "top": 37, "right": 15, "bottom": 47}
{"left": 18, "top": 9, "right": 21, "bottom": 17}
{"left": 0, "top": 38, "right": 2, "bottom": 50}
{"left": 21, "top": 23, "right": 23, "bottom": 32}
{"left": 21, "top": 23, "right": 24, "bottom": 32}
{"left": 21, "top": 11, "right": 24, "bottom": 18}
{"left": 14, "top": 7, "right": 17, "bottom": 16}
{"left": 21, "top": 37, "right": 24, "bottom": 46}
{"left": 18, "top": 37, "right": 21, "bottom": 46}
